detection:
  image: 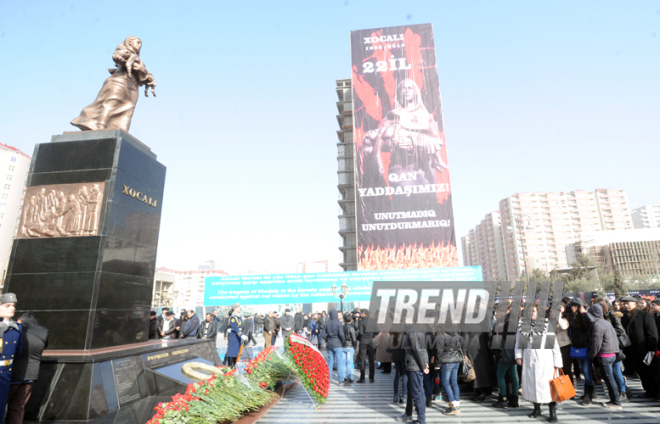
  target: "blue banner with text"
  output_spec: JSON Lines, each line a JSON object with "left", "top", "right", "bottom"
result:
{"left": 204, "top": 266, "right": 482, "bottom": 306}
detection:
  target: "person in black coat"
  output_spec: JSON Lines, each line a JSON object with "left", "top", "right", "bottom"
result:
{"left": 388, "top": 333, "right": 408, "bottom": 404}
{"left": 176, "top": 309, "right": 186, "bottom": 338}
{"left": 567, "top": 297, "right": 596, "bottom": 403}
{"left": 242, "top": 315, "right": 257, "bottom": 346}
{"left": 399, "top": 332, "right": 429, "bottom": 423}
{"left": 342, "top": 314, "right": 357, "bottom": 383}
{"left": 148, "top": 311, "right": 159, "bottom": 339}
{"left": 621, "top": 296, "right": 659, "bottom": 399}
{"left": 7, "top": 313, "right": 48, "bottom": 424}
{"left": 323, "top": 309, "right": 345, "bottom": 384}
{"left": 357, "top": 309, "right": 377, "bottom": 383}
{"left": 294, "top": 308, "right": 304, "bottom": 335}
{"left": 198, "top": 313, "right": 218, "bottom": 343}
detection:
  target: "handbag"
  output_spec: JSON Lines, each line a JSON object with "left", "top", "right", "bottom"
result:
{"left": 615, "top": 351, "right": 626, "bottom": 363}
{"left": 550, "top": 369, "right": 577, "bottom": 402}
{"left": 458, "top": 347, "right": 476, "bottom": 382}
{"left": 617, "top": 332, "right": 632, "bottom": 349}
{"left": 569, "top": 346, "right": 588, "bottom": 359}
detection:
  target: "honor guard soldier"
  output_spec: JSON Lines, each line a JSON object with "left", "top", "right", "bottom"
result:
{"left": 0, "top": 293, "right": 22, "bottom": 424}
{"left": 225, "top": 303, "right": 247, "bottom": 367}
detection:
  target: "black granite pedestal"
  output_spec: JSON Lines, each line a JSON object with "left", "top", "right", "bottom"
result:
{"left": 5, "top": 130, "right": 165, "bottom": 350}
{"left": 0, "top": 130, "right": 214, "bottom": 423}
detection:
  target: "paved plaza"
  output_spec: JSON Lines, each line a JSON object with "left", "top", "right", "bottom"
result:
{"left": 257, "top": 371, "right": 660, "bottom": 423}
{"left": 214, "top": 333, "right": 660, "bottom": 423}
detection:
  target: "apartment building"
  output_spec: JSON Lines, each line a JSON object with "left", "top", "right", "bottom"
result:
{"left": 154, "top": 267, "right": 229, "bottom": 308}
{"left": 463, "top": 189, "right": 632, "bottom": 278}
{"left": 0, "top": 144, "right": 31, "bottom": 284}
{"left": 295, "top": 260, "right": 330, "bottom": 274}
{"left": 632, "top": 205, "right": 660, "bottom": 229}
{"left": 461, "top": 211, "right": 507, "bottom": 280}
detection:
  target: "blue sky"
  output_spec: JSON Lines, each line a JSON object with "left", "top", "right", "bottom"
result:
{"left": 1, "top": 1, "right": 658, "bottom": 273}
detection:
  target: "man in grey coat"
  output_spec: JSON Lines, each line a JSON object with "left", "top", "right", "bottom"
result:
{"left": 280, "top": 309, "right": 295, "bottom": 341}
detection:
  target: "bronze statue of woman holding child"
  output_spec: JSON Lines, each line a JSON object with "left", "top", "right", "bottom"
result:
{"left": 71, "top": 36, "right": 157, "bottom": 133}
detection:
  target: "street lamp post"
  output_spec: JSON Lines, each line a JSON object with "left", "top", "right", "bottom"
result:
{"left": 507, "top": 215, "right": 533, "bottom": 284}
{"left": 332, "top": 282, "right": 349, "bottom": 312}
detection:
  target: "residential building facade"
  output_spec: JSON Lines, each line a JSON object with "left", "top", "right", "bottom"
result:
{"left": 0, "top": 144, "right": 31, "bottom": 285}
{"left": 461, "top": 211, "right": 507, "bottom": 280}
{"left": 296, "top": 260, "right": 330, "bottom": 274}
{"left": 632, "top": 205, "right": 660, "bottom": 229}
{"left": 154, "top": 267, "right": 229, "bottom": 308}
{"left": 463, "top": 189, "right": 633, "bottom": 278}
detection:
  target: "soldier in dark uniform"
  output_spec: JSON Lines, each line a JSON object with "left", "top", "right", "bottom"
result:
{"left": 225, "top": 304, "right": 247, "bottom": 368}
{"left": 0, "top": 293, "right": 22, "bottom": 424}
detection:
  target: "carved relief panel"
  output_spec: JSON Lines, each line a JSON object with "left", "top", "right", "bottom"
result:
{"left": 18, "top": 182, "right": 106, "bottom": 239}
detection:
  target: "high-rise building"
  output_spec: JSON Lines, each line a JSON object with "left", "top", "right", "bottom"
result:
{"left": 0, "top": 143, "right": 31, "bottom": 285}
{"left": 152, "top": 270, "right": 175, "bottom": 308}
{"left": 632, "top": 205, "right": 660, "bottom": 229}
{"left": 295, "top": 260, "right": 329, "bottom": 274}
{"left": 464, "top": 189, "right": 633, "bottom": 278}
{"left": 198, "top": 260, "right": 219, "bottom": 270}
{"left": 336, "top": 79, "right": 356, "bottom": 271}
{"left": 155, "top": 267, "right": 229, "bottom": 308}
{"left": 461, "top": 211, "right": 507, "bottom": 280}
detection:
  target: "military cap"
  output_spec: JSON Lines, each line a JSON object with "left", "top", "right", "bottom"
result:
{"left": 620, "top": 296, "right": 637, "bottom": 303}
{"left": 150, "top": 311, "right": 157, "bottom": 316}
{"left": 0, "top": 293, "right": 17, "bottom": 305}
{"left": 166, "top": 311, "right": 174, "bottom": 316}
{"left": 231, "top": 303, "right": 240, "bottom": 310}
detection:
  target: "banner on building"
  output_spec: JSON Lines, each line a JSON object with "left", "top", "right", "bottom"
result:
{"left": 203, "top": 266, "right": 482, "bottom": 306}
{"left": 350, "top": 24, "right": 458, "bottom": 270}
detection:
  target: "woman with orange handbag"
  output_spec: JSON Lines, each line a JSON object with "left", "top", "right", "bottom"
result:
{"left": 515, "top": 303, "right": 563, "bottom": 423}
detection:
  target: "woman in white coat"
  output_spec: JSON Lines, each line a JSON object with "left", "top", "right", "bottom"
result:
{"left": 515, "top": 304, "right": 563, "bottom": 423}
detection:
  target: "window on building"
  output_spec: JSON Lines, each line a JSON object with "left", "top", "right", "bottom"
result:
{"left": 1, "top": 194, "right": 7, "bottom": 200}
{"left": 6, "top": 176, "right": 11, "bottom": 181}
{"left": 3, "top": 185, "right": 8, "bottom": 190}
{"left": 8, "top": 166, "right": 14, "bottom": 172}
{"left": 10, "top": 157, "right": 16, "bottom": 163}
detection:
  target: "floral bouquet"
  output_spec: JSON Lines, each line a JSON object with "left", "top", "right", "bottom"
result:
{"left": 147, "top": 346, "right": 292, "bottom": 424}
{"left": 287, "top": 333, "right": 330, "bottom": 405}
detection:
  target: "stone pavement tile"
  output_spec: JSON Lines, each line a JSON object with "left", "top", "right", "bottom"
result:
{"left": 257, "top": 368, "right": 660, "bottom": 423}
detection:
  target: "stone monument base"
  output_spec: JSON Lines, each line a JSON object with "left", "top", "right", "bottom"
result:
{"left": 24, "top": 338, "right": 221, "bottom": 423}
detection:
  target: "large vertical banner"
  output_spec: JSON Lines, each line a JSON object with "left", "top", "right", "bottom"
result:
{"left": 351, "top": 24, "right": 458, "bottom": 270}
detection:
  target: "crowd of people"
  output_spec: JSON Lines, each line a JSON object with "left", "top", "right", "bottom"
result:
{"left": 147, "top": 296, "right": 659, "bottom": 424}
{"left": 315, "top": 296, "right": 659, "bottom": 424}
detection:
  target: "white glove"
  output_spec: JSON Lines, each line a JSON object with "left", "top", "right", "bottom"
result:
{"left": 241, "top": 335, "right": 248, "bottom": 341}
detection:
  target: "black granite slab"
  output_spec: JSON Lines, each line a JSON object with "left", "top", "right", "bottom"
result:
{"left": 4, "top": 130, "right": 166, "bottom": 351}
{"left": 24, "top": 339, "right": 219, "bottom": 422}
